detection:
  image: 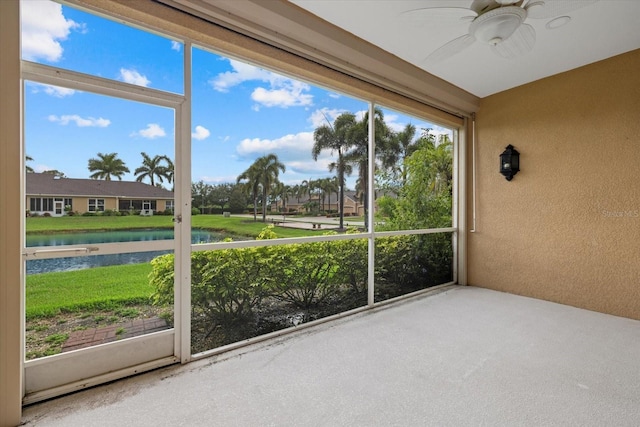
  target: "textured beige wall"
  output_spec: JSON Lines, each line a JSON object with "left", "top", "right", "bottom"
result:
{"left": 0, "top": 1, "right": 24, "bottom": 424}
{"left": 469, "top": 49, "right": 640, "bottom": 320}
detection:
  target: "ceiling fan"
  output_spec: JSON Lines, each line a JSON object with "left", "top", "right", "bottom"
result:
{"left": 403, "top": 0, "right": 599, "bottom": 64}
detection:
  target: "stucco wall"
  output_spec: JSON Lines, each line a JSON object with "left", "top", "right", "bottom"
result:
{"left": 469, "top": 49, "right": 640, "bottom": 320}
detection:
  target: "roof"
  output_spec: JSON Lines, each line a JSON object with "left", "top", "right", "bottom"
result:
{"left": 26, "top": 173, "right": 174, "bottom": 199}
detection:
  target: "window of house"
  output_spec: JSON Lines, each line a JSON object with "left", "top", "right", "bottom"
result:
{"left": 165, "top": 200, "right": 174, "bottom": 212}
{"left": 88, "top": 198, "right": 105, "bottom": 212}
{"left": 29, "top": 198, "right": 40, "bottom": 212}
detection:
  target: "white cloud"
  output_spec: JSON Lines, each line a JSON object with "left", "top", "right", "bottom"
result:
{"left": 236, "top": 131, "right": 339, "bottom": 178}
{"left": 210, "top": 60, "right": 273, "bottom": 92}
{"left": 132, "top": 123, "right": 166, "bottom": 139}
{"left": 308, "top": 108, "right": 346, "bottom": 128}
{"left": 29, "top": 83, "right": 75, "bottom": 98}
{"left": 48, "top": 114, "right": 110, "bottom": 127}
{"left": 210, "top": 59, "right": 313, "bottom": 108}
{"left": 43, "top": 85, "right": 75, "bottom": 98}
{"left": 119, "top": 68, "right": 151, "bottom": 87}
{"left": 285, "top": 159, "right": 334, "bottom": 175}
{"left": 171, "top": 40, "right": 181, "bottom": 51}
{"left": 430, "top": 125, "right": 454, "bottom": 140}
{"left": 384, "top": 113, "right": 406, "bottom": 133}
{"left": 21, "top": 0, "right": 81, "bottom": 62}
{"left": 236, "top": 132, "right": 314, "bottom": 158}
{"left": 192, "top": 125, "right": 210, "bottom": 141}
{"left": 251, "top": 81, "right": 313, "bottom": 108}
{"left": 199, "top": 175, "right": 239, "bottom": 184}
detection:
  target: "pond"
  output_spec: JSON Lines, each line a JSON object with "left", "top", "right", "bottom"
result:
{"left": 26, "top": 229, "right": 226, "bottom": 274}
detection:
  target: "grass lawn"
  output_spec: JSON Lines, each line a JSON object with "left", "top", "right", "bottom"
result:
{"left": 25, "top": 214, "right": 329, "bottom": 319}
{"left": 26, "top": 214, "right": 322, "bottom": 238}
{"left": 26, "top": 263, "right": 153, "bottom": 319}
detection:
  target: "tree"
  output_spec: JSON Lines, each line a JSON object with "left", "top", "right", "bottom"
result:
{"left": 344, "top": 107, "right": 391, "bottom": 229}
{"left": 255, "top": 154, "right": 286, "bottom": 222}
{"left": 42, "top": 169, "right": 66, "bottom": 178}
{"left": 312, "top": 112, "right": 356, "bottom": 229}
{"left": 382, "top": 136, "right": 453, "bottom": 231}
{"left": 390, "top": 123, "right": 419, "bottom": 185}
{"left": 237, "top": 164, "right": 261, "bottom": 221}
{"left": 134, "top": 152, "right": 172, "bottom": 187}
{"left": 238, "top": 154, "right": 286, "bottom": 222}
{"left": 88, "top": 152, "right": 130, "bottom": 181}
{"left": 228, "top": 185, "right": 249, "bottom": 213}
{"left": 192, "top": 181, "right": 212, "bottom": 214}
{"left": 273, "top": 182, "right": 292, "bottom": 212}
{"left": 25, "top": 155, "right": 34, "bottom": 173}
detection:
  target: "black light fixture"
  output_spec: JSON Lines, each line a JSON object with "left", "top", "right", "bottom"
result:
{"left": 499, "top": 144, "right": 520, "bottom": 181}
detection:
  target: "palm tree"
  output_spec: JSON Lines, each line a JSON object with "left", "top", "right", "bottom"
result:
{"left": 273, "top": 182, "right": 292, "bottom": 213}
{"left": 134, "top": 152, "right": 172, "bottom": 186}
{"left": 238, "top": 154, "right": 286, "bottom": 222}
{"left": 427, "top": 135, "right": 453, "bottom": 195}
{"left": 389, "top": 123, "right": 419, "bottom": 185}
{"left": 88, "top": 152, "right": 130, "bottom": 181}
{"left": 324, "top": 176, "right": 339, "bottom": 212}
{"left": 344, "top": 107, "right": 390, "bottom": 229}
{"left": 256, "top": 154, "right": 286, "bottom": 222}
{"left": 163, "top": 156, "right": 175, "bottom": 184}
{"left": 237, "top": 165, "right": 261, "bottom": 221}
{"left": 25, "top": 155, "right": 34, "bottom": 173}
{"left": 301, "top": 179, "right": 311, "bottom": 200}
{"left": 312, "top": 112, "right": 356, "bottom": 229}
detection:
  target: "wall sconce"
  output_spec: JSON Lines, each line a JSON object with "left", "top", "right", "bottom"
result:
{"left": 499, "top": 144, "right": 520, "bottom": 181}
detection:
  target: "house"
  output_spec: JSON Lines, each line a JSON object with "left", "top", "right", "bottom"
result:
{"left": 26, "top": 173, "right": 174, "bottom": 216}
{"left": 276, "top": 190, "right": 363, "bottom": 215}
{"left": 2, "top": 1, "right": 639, "bottom": 425}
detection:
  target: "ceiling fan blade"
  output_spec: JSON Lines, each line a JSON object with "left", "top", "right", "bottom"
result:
{"left": 490, "top": 24, "right": 535, "bottom": 59}
{"left": 526, "top": 0, "right": 599, "bottom": 19}
{"left": 400, "top": 7, "right": 477, "bottom": 27}
{"left": 425, "top": 34, "right": 476, "bottom": 65}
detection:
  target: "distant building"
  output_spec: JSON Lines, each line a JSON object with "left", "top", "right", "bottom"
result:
{"left": 273, "top": 189, "right": 394, "bottom": 216}
{"left": 26, "top": 173, "right": 174, "bottom": 216}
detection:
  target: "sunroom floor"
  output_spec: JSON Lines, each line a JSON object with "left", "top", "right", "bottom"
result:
{"left": 22, "top": 285, "right": 640, "bottom": 426}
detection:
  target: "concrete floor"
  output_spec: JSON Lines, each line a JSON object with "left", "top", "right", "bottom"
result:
{"left": 22, "top": 286, "right": 640, "bottom": 426}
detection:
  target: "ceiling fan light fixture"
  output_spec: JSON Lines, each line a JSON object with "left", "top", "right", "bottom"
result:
{"left": 470, "top": 6, "right": 527, "bottom": 45}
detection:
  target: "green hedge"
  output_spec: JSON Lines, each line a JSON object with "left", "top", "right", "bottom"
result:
{"left": 150, "top": 226, "right": 451, "bottom": 326}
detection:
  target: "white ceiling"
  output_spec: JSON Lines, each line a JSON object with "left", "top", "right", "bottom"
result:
{"left": 291, "top": 0, "right": 640, "bottom": 98}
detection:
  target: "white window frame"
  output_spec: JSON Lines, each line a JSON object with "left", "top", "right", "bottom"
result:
{"left": 88, "top": 198, "right": 105, "bottom": 212}
{"left": 21, "top": 58, "right": 189, "bottom": 404}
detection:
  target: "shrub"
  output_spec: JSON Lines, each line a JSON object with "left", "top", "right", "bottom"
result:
{"left": 332, "top": 229, "right": 368, "bottom": 295}
{"left": 269, "top": 240, "right": 343, "bottom": 308}
{"left": 191, "top": 207, "right": 200, "bottom": 216}
{"left": 101, "top": 209, "right": 120, "bottom": 216}
{"left": 150, "top": 246, "right": 270, "bottom": 326}
{"left": 375, "top": 234, "right": 453, "bottom": 296}
{"left": 82, "top": 211, "right": 96, "bottom": 216}
{"left": 43, "top": 212, "right": 51, "bottom": 217}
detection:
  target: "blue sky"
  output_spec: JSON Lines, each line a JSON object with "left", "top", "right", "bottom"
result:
{"left": 21, "top": 0, "right": 451, "bottom": 189}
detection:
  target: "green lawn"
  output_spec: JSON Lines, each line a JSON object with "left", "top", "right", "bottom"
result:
{"left": 24, "top": 214, "right": 329, "bottom": 320}
{"left": 26, "top": 214, "right": 322, "bottom": 238}
{"left": 26, "top": 263, "right": 153, "bottom": 319}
